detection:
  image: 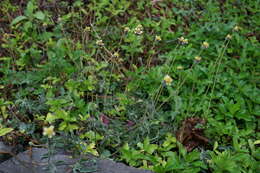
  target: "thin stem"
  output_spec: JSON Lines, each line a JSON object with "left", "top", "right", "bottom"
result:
{"left": 153, "top": 44, "right": 179, "bottom": 106}
{"left": 205, "top": 39, "right": 230, "bottom": 116}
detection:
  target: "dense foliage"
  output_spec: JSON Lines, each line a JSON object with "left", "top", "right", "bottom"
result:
{"left": 0, "top": 0, "right": 259, "bottom": 172}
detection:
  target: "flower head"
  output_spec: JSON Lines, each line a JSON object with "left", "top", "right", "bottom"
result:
{"left": 202, "top": 41, "right": 209, "bottom": 49}
{"left": 43, "top": 125, "right": 55, "bottom": 138}
{"left": 134, "top": 24, "right": 143, "bottom": 35}
{"left": 113, "top": 52, "right": 119, "bottom": 58}
{"left": 178, "top": 36, "right": 188, "bottom": 45}
{"left": 96, "top": 40, "right": 104, "bottom": 46}
{"left": 194, "top": 56, "right": 202, "bottom": 62}
{"left": 3, "top": 33, "right": 10, "bottom": 39}
{"left": 163, "top": 75, "right": 173, "bottom": 85}
{"left": 233, "top": 25, "right": 241, "bottom": 32}
{"left": 84, "top": 26, "right": 91, "bottom": 32}
{"left": 155, "top": 35, "right": 162, "bottom": 41}
{"left": 124, "top": 27, "right": 130, "bottom": 32}
{"left": 226, "top": 34, "right": 232, "bottom": 40}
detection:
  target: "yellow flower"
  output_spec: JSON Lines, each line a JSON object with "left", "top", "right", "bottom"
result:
{"left": 178, "top": 37, "right": 184, "bottom": 42}
{"left": 163, "top": 75, "right": 173, "bottom": 85}
{"left": 194, "top": 56, "right": 202, "bottom": 62}
{"left": 96, "top": 40, "right": 104, "bottom": 46}
{"left": 202, "top": 41, "right": 209, "bottom": 48}
{"left": 43, "top": 125, "right": 55, "bottom": 138}
{"left": 113, "top": 52, "right": 119, "bottom": 58}
{"left": 178, "top": 36, "right": 188, "bottom": 44}
{"left": 155, "top": 35, "right": 162, "bottom": 41}
{"left": 124, "top": 27, "right": 130, "bottom": 32}
{"left": 84, "top": 26, "right": 91, "bottom": 32}
{"left": 233, "top": 25, "right": 241, "bottom": 32}
{"left": 226, "top": 34, "right": 232, "bottom": 40}
{"left": 134, "top": 24, "right": 143, "bottom": 35}
{"left": 177, "top": 65, "right": 184, "bottom": 70}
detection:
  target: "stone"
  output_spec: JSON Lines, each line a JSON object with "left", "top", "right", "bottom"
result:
{"left": 0, "top": 141, "right": 14, "bottom": 163}
{"left": 0, "top": 148, "right": 153, "bottom": 173}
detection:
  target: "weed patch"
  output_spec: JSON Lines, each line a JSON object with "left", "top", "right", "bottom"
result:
{"left": 0, "top": 0, "right": 259, "bottom": 172}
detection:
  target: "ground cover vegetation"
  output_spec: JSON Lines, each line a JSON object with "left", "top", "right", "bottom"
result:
{"left": 0, "top": 0, "right": 259, "bottom": 172}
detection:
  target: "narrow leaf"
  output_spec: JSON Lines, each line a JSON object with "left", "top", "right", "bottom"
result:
{"left": 11, "top": 16, "right": 27, "bottom": 26}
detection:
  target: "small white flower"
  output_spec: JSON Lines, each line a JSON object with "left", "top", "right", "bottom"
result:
{"left": 43, "top": 125, "right": 55, "bottom": 138}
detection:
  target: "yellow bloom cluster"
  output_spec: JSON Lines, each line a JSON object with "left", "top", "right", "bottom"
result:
{"left": 96, "top": 40, "right": 104, "bottom": 46}
{"left": 134, "top": 24, "right": 143, "bottom": 35}
{"left": 195, "top": 56, "right": 202, "bottom": 62}
{"left": 202, "top": 41, "right": 209, "bottom": 49}
{"left": 178, "top": 36, "right": 188, "bottom": 44}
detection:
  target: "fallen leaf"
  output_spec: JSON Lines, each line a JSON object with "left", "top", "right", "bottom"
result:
{"left": 176, "top": 117, "right": 208, "bottom": 151}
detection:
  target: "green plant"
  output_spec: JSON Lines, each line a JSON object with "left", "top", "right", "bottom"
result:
{"left": 0, "top": 0, "right": 259, "bottom": 172}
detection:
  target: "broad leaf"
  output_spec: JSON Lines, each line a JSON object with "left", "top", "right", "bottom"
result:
{"left": 34, "top": 11, "right": 45, "bottom": 20}
{"left": 0, "top": 128, "right": 13, "bottom": 136}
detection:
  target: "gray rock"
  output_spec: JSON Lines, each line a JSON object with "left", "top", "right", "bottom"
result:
{"left": 0, "top": 142, "right": 13, "bottom": 153}
{"left": 98, "top": 159, "right": 153, "bottom": 173}
{"left": 0, "top": 148, "right": 153, "bottom": 173}
{"left": 0, "top": 141, "right": 14, "bottom": 163}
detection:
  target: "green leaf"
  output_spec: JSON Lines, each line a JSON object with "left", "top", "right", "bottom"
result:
{"left": 58, "top": 121, "right": 67, "bottom": 131}
{"left": 11, "top": 16, "right": 27, "bottom": 25}
{"left": 80, "top": 131, "right": 103, "bottom": 141}
{"left": 143, "top": 138, "right": 158, "bottom": 154}
{"left": 228, "top": 103, "right": 240, "bottom": 115}
{"left": 45, "top": 113, "right": 57, "bottom": 123}
{"left": 34, "top": 11, "right": 45, "bottom": 20}
{"left": 213, "top": 141, "right": 219, "bottom": 151}
{"left": 0, "top": 128, "right": 13, "bottom": 136}
{"left": 25, "top": 1, "right": 35, "bottom": 16}
{"left": 254, "top": 140, "right": 260, "bottom": 145}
